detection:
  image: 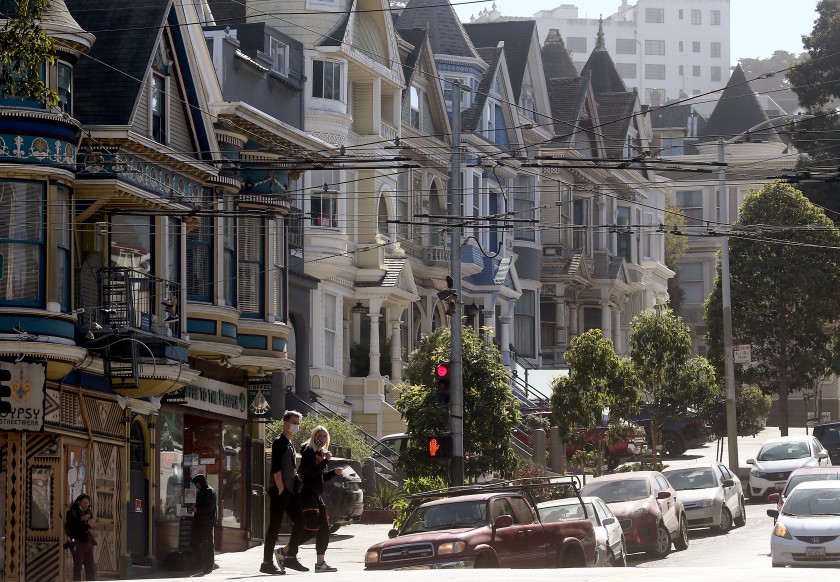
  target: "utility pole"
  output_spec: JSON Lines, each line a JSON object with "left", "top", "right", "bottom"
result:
{"left": 718, "top": 138, "right": 738, "bottom": 471}
{"left": 448, "top": 81, "right": 464, "bottom": 486}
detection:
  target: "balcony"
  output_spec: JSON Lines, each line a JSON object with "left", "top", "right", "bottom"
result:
{"left": 95, "top": 268, "right": 182, "bottom": 338}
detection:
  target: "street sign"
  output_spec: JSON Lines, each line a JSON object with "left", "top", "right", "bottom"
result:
{"left": 733, "top": 344, "right": 751, "bottom": 364}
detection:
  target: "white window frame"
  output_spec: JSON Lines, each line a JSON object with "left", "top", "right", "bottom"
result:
{"left": 693, "top": 66, "right": 701, "bottom": 77}
{"left": 711, "top": 10, "right": 721, "bottom": 25}
{"left": 567, "top": 37, "right": 587, "bottom": 53}
{"left": 323, "top": 293, "right": 337, "bottom": 368}
{"left": 270, "top": 37, "right": 288, "bottom": 76}
{"left": 645, "top": 7, "right": 664, "bottom": 23}
{"left": 691, "top": 9, "right": 701, "bottom": 24}
{"left": 409, "top": 86, "right": 421, "bottom": 128}
{"left": 676, "top": 190, "right": 703, "bottom": 224}
{"left": 679, "top": 263, "right": 706, "bottom": 304}
{"left": 616, "top": 62, "right": 636, "bottom": 79}
{"left": 645, "top": 64, "right": 666, "bottom": 80}
{"left": 312, "top": 59, "right": 342, "bottom": 101}
{"left": 711, "top": 42, "right": 721, "bottom": 58}
{"left": 149, "top": 72, "right": 170, "bottom": 145}
{"left": 616, "top": 39, "right": 636, "bottom": 54}
{"left": 645, "top": 40, "right": 666, "bottom": 56}
{"left": 692, "top": 41, "right": 701, "bottom": 53}
{"left": 711, "top": 66, "right": 722, "bottom": 82}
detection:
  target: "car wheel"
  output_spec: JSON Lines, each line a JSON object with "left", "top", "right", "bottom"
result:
{"left": 562, "top": 547, "right": 586, "bottom": 568}
{"left": 474, "top": 553, "right": 497, "bottom": 568}
{"left": 716, "top": 506, "right": 732, "bottom": 533}
{"left": 734, "top": 498, "right": 747, "bottom": 527}
{"left": 606, "top": 549, "right": 616, "bottom": 567}
{"left": 617, "top": 539, "right": 628, "bottom": 567}
{"left": 661, "top": 431, "right": 686, "bottom": 457}
{"left": 673, "top": 514, "right": 689, "bottom": 551}
{"left": 647, "top": 524, "right": 671, "bottom": 558}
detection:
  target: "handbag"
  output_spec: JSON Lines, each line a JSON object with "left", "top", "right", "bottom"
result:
{"left": 302, "top": 507, "right": 320, "bottom": 531}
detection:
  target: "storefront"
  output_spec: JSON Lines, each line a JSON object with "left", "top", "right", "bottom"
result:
{"left": 156, "top": 376, "right": 250, "bottom": 558}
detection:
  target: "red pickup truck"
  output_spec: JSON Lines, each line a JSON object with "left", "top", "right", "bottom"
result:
{"left": 364, "top": 479, "right": 596, "bottom": 570}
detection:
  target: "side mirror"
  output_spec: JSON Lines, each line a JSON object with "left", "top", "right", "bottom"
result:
{"left": 819, "top": 451, "right": 830, "bottom": 459}
{"left": 388, "top": 528, "right": 398, "bottom": 539}
{"left": 768, "top": 493, "right": 780, "bottom": 503}
{"left": 767, "top": 509, "right": 779, "bottom": 519}
{"left": 601, "top": 517, "right": 616, "bottom": 526}
{"left": 746, "top": 459, "right": 755, "bottom": 465}
{"left": 494, "top": 515, "right": 514, "bottom": 529}
{"left": 722, "top": 479, "right": 735, "bottom": 488}
{"left": 657, "top": 491, "right": 671, "bottom": 500}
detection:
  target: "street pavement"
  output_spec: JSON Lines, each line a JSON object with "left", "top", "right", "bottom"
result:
{"left": 145, "top": 425, "right": 822, "bottom": 581}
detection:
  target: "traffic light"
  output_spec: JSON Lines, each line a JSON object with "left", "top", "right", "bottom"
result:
{"left": 437, "top": 275, "right": 456, "bottom": 317}
{"left": 0, "top": 369, "right": 11, "bottom": 414}
{"left": 434, "top": 361, "right": 451, "bottom": 407}
{"left": 427, "top": 434, "right": 453, "bottom": 458}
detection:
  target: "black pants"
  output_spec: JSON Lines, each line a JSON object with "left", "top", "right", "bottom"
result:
{"left": 191, "top": 524, "right": 214, "bottom": 573}
{"left": 262, "top": 487, "right": 294, "bottom": 563}
{"left": 288, "top": 500, "right": 330, "bottom": 556}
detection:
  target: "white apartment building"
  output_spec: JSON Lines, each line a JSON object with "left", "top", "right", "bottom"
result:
{"left": 532, "top": 0, "right": 730, "bottom": 106}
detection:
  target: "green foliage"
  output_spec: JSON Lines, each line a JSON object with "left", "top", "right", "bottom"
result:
{"left": 395, "top": 326, "right": 520, "bottom": 483}
{"left": 614, "top": 460, "right": 666, "bottom": 473}
{"left": 392, "top": 475, "right": 446, "bottom": 530}
{"left": 349, "top": 337, "right": 393, "bottom": 378}
{"left": 702, "top": 385, "right": 772, "bottom": 440}
{"left": 704, "top": 182, "right": 840, "bottom": 433}
{"left": 365, "top": 482, "right": 404, "bottom": 510}
{"left": 739, "top": 51, "right": 806, "bottom": 115}
{"left": 522, "top": 413, "right": 551, "bottom": 433}
{"left": 0, "top": 0, "right": 58, "bottom": 107}
{"left": 630, "top": 303, "right": 719, "bottom": 457}
{"left": 266, "top": 414, "right": 372, "bottom": 461}
{"left": 666, "top": 192, "right": 689, "bottom": 312}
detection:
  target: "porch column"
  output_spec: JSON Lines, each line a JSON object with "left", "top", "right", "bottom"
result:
{"left": 555, "top": 297, "right": 567, "bottom": 350}
{"left": 372, "top": 77, "right": 382, "bottom": 134}
{"left": 499, "top": 315, "right": 511, "bottom": 367}
{"left": 343, "top": 318, "right": 351, "bottom": 376}
{"left": 612, "top": 308, "right": 622, "bottom": 354}
{"left": 390, "top": 318, "right": 402, "bottom": 383}
{"left": 352, "top": 305, "right": 362, "bottom": 345}
{"left": 601, "top": 301, "right": 612, "bottom": 341}
{"left": 368, "top": 298, "right": 383, "bottom": 378}
{"left": 568, "top": 304, "right": 578, "bottom": 341}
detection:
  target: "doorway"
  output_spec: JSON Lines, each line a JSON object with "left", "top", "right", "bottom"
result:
{"left": 128, "top": 420, "right": 149, "bottom": 559}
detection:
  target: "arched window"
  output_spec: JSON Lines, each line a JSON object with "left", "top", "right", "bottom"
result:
{"left": 377, "top": 194, "right": 390, "bottom": 241}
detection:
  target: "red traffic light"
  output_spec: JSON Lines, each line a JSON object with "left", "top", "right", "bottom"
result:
{"left": 435, "top": 363, "right": 450, "bottom": 378}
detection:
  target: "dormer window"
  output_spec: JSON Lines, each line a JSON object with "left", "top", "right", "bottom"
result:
{"left": 270, "top": 38, "right": 288, "bottom": 76}
{"left": 150, "top": 73, "right": 169, "bottom": 144}
{"left": 57, "top": 63, "right": 72, "bottom": 114}
{"left": 312, "top": 60, "right": 341, "bottom": 101}
{"left": 409, "top": 86, "right": 421, "bottom": 128}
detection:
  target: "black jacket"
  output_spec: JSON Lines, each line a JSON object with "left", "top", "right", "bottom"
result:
{"left": 192, "top": 475, "right": 217, "bottom": 528}
{"left": 297, "top": 446, "right": 338, "bottom": 507}
{"left": 65, "top": 505, "right": 93, "bottom": 542}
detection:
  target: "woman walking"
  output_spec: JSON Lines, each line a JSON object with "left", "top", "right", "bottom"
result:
{"left": 65, "top": 493, "right": 97, "bottom": 581}
{"left": 276, "top": 425, "right": 342, "bottom": 573}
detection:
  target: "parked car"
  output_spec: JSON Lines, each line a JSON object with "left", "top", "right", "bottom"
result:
{"left": 370, "top": 433, "right": 409, "bottom": 472}
{"left": 537, "top": 496, "right": 627, "bottom": 567}
{"left": 767, "top": 480, "right": 840, "bottom": 567}
{"left": 663, "top": 463, "right": 746, "bottom": 532}
{"left": 322, "top": 457, "right": 364, "bottom": 532}
{"left": 364, "top": 480, "right": 596, "bottom": 570}
{"left": 812, "top": 420, "right": 840, "bottom": 464}
{"left": 629, "top": 405, "right": 706, "bottom": 457}
{"left": 746, "top": 435, "right": 831, "bottom": 499}
{"left": 580, "top": 471, "right": 688, "bottom": 557}
{"left": 767, "top": 466, "right": 840, "bottom": 517}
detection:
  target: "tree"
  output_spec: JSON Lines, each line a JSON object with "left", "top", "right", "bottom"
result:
{"left": 395, "top": 325, "right": 519, "bottom": 483}
{"left": 266, "top": 413, "right": 373, "bottom": 461}
{"left": 629, "top": 303, "right": 719, "bottom": 459}
{"left": 704, "top": 182, "right": 840, "bottom": 435}
{"left": 702, "top": 385, "right": 772, "bottom": 461}
{"left": 549, "top": 329, "right": 640, "bottom": 476}
{"left": 665, "top": 192, "right": 689, "bottom": 312}
{"left": 0, "top": 0, "right": 58, "bottom": 107}
{"left": 738, "top": 51, "right": 805, "bottom": 115}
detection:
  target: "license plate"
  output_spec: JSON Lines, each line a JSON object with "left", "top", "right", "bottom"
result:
{"left": 806, "top": 547, "right": 826, "bottom": 557}
{"left": 774, "top": 483, "right": 785, "bottom": 490}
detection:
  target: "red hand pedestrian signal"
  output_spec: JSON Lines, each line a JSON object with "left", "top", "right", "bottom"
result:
{"left": 428, "top": 437, "right": 441, "bottom": 457}
{"left": 427, "top": 434, "right": 453, "bottom": 458}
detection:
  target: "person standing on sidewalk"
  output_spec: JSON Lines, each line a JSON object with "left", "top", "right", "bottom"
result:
{"left": 276, "top": 425, "right": 342, "bottom": 573}
{"left": 191, "top": 474, "right": 217, "bottom": 575}
{"left": 65, "top": 493, "right": 98, "bottom": 581}
{"left": 261, "top": 410, "right": 303, "bottom": 575}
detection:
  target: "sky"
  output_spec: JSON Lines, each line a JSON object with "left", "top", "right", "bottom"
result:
{"left": 452, "top": 0, "right": 820, "bottom": 66}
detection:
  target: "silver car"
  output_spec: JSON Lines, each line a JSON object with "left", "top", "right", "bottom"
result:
{"left": 768, "top": 480, "right": 840, "bottom": 567}
{"left": 538, "top": 496, "right": 627, "bottom": 567}
{"left": 664, "top": 463, "right": 746, "bottom": 533}
{"left": 747, "top": 436, "right": 831, "bottom": 499}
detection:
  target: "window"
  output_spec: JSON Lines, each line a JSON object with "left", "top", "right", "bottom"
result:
{"left": 583, "top": 307, "right": 601, "bottom": 333}
{"left": 645, "top": 7, "right": 664, "bottom": 23}
{"left": 514, "top": 291, "right": 535, "bottom": 358}
{"left": 711, "top": 42, "right": 721, "bottom": 58}
{"left": 711, "top": 10, "right": 721, "bottom": 25}
{"left": 223, "top": 193, "right": 236, "bottom": 306}
{"left": 396, "top": 170, "right": 410, "bottom": 239}
{"left": 159, "top": 411, "right": 183, "bottom": 521}
{"left": 541, "top": 301, "right": 556, "bottom": 349}
{"left": 679, "top": 263, "right": 705, "bottom": 303}
{"left": 692, "top": 41, "right": 701, "bottom": 53}
{"left": 312, "top": 59, "right": 341, "bottom": 100}
{"left": 221, "top": 424, "right": 244, "bottom": 528}
{"left": 270, "top": 38, "right": 288, "bottom": 75}
{"left": 409, "top": 86, "right": 421, "bottom": 128}
{"left": 559, "top": 184, "right": 571, "bottom": 246}
{"left": 567, "top": 37, "right": 587, "bottom": 53}
{"left": 678, "top": 65, "right": 684, "bottom": 76}
{"left": 645, "top": 40, "right": 665, "bottom": 56}
{"left": 616, "top": 206, "right": 631, "bottom": 262}
{"left": 151, "top": 73, "right": 167, "bottom": 144}
{"left": 645, "top": 88, "right": 666, "bottom": 106}
{"left": 238, "top": 215, "right": 264, "bottom": 317}
{"left": 572, "top": 198, "right": 590, "bottom": 251}
{"left": 377, "top": 194, "right": 390, "bottom": 240}
{"left": 676, "top": 190, "right": 703, "bottom": 223}
{"left": 57, "top": 63, "right": 72, "bottom": 114}
{"left": 693, "top": 66, "right": 701, "bottom": 77}
{"left": 646, "top": 64, "right": 666, "bottom": 80}
{"left": 472, "top": 174, "right": 481, "bottom": 240}
{"left": 678, "top": 41, "right": 683, "bottom": 52}
{"left": 616, "top": 63, "right": 636, "bottom": 79}
{"left": 691, "top": 9, "right": 701, "bottom": 24}
{"left": 615, "top": 39, "right": 636, "bottom": 54}
{"left": 54, "top": 185, "right": 70, "bottom": 310}
{"left": 661, "top": 137, "right": 684, "bottom": 156}
{"left": 187, "top": 188, "right": 213, "bottom": 301}
{"left": 711, "top": 66, "right": 722, "bottom": 82}
{"left": 310, "top": 169, "right": 340, "bottom": 228}
{"left": 513, "top": 175, "right": 535, "bottom": 242}
{"left": 110, "top": 215, "right": 152, "bottom": 272}
{"left": 443, "top": 77, "right": 470, "bottom": 106}
{"left": 643, "top": 213, "right": 654, "bottom": 260}
{"left": 678, "top": 8, "right": 683, "bottom": 19}
{"left": 324, "top": 293, "right": 337, "bottom": 368}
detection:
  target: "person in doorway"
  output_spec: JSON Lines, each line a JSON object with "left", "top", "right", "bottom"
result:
{"left": 190, "top": 474, "right": 217, "bottom": 575}
{"left": 261, "top": 410, "right": 303, "bottom": 575}
{"left": 277, "top": 425, "right": 342, "bottom": 573}
{"left": 65, "top": 493, "right": 98, "bottom": 581}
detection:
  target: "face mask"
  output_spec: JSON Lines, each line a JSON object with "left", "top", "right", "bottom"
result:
{"left": 288, "top": 423, "right": 300, "bottom": 434}
{"left": 314, "top": 437, "right": 326, "bottom": 448}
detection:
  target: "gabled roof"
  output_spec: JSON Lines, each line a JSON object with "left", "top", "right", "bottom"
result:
{"left": 397, "top": 0, "right": 480, "bottom": 59}
{"left": 317, "top": 0, "right": 354, "bottom": 47}
{"left": 699, "top": 64, "right": 780, "bottom": 143}
{"left": 546, "top": 77, "right": 587, "bottom": 147}
{"left": 68, "top": 0, "right": 171, "bottom": 126}
{"left": 579, "top": 20, "right": 626, "bottom": 94}
{"left": 463, "top": 19, "right": 536, "bottom": 102}
{"left": 541, "top": 29, "right": 579, "bottom": 80}
{"left": 596, "top": 91, "right": 636, "bottom": 158}
{"left": 396, "top": 27, "right": 426, "bottom": 86}
{"left": 461, "top": 46, "right": 501, "bottom": 131}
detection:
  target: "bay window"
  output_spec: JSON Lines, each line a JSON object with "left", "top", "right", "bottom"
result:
{"left": 0, "top": 180, "right": 44, "bottom": 305}
{"left": 312, "top": 60, "right": 341, "bottom": 100}
{"left": 238, "top": 215, "right": 264, "bottom": 318}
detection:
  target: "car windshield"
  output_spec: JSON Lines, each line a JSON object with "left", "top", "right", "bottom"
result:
{"left": 815, "top": 426, "right": 840, "bottom": 447}
{"left": 782, "top": 488, "right": 840, "bottom": 516}
{"left": 539, "top": 502, "right": 595, "bottom": 524}
{"left": 783, "top": 473, "right": 840, "bottom": 496}
{"left": 757, "top": 441, "right": 811, "bottom": 461}
{"left": 664, "top": 469, "right": 717, "bottom": 490}
{"left": 371, "top": 440, "right": 400, "bottom": 457}
{"left": 581, "top": 479, "right": 650, "bottom": 502}
{"left": 401, "top": 501, "right": 487, "bottom": 533}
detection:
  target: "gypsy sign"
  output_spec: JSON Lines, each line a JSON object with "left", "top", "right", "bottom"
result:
{"left": 0, "top": 361, "right": 46, "bottom": 431}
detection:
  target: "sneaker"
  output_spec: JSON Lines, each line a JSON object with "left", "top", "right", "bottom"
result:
{"left": 314, "top": 562, "right": 338, "bottom": 573}
{"left": 284, "top": 557, "right": 309, "bottom": 572}
{"left": 260, "top": 561, "right": 285, "bottom": 575}
{"left": 274, "top": 547, "right": 287, "bottom": 570}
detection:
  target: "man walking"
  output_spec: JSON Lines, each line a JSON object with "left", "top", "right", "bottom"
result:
{"left": 191, "top": 474, "right": 217, "bottom": 575}
{"left": 261, "top": 410, "right": 303, "bottom": 575}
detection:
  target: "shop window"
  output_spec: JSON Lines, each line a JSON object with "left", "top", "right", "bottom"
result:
{"left": 159, "top": 411, "right": 184, "bottom": 521}
{"left": 0, "top": 180, "right": 45, "bottom": 305}
{"left": 30, "top": 467, "right": 53, "bottom": 530}
{"left": 221, "top": 424, "right": 244, "bottom": 528}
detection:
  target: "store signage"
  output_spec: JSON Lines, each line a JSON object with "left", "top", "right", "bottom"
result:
{"left": 247, "top": 380, "right": 276, "bottom": 422}
{"left": 0, "top": 361, "right": 46, "bottom": 431}
{"left": 178, "top": 378, "right": 247, "bottom": 419}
